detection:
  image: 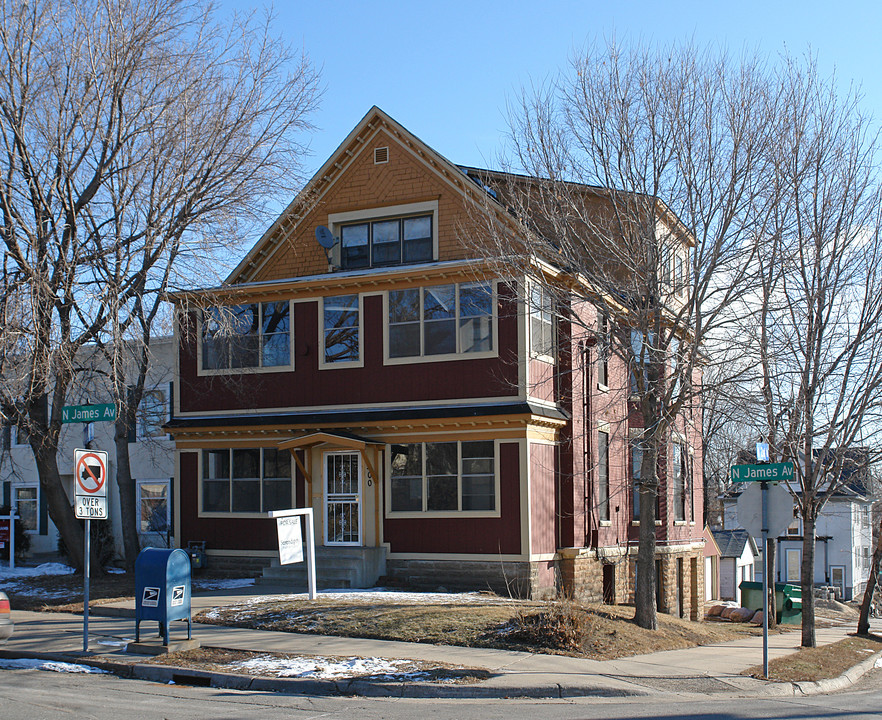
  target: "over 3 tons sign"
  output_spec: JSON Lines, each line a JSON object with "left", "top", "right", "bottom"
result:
{"left": 74, "top": 449, "right": 108, "bottom": 520}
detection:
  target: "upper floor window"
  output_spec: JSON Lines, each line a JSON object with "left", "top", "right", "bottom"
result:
{"left": 137, "top": 389, "right": 167, "bottom": 439}
{"left": 387, "top": 282, "right": 493, "bottom": 360}
{"left": 322, "top": 294, "right": 361, "bottom": 365}
{"left": 529, "top": 284, "right": 555, "bottom": 359}
{"left": 202, "top": 301, "right": 291, "bottom": 371}
{"left": 596, "top": 312, "right": 609, "bottom": 388}
{"left": 341, "top": 214, "right": 433, "bottom": 270}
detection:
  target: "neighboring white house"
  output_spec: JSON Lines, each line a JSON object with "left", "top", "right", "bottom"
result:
{"left": 721, "top": 477, "right": 875, "bottom": 601}
{"left": 711, "top": 528, "right": 757, "bottom": 605}
{"left": 1, "top": 338, "right": 175, "bottom": 561}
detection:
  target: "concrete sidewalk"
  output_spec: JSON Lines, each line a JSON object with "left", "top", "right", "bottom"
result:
{"left": 2, "top": 586, "right": 880, "bottom": 699}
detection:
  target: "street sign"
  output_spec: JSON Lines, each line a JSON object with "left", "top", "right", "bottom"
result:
{"left": 74, "top": 449, "right": 108, "bottom": 520}
{"left": 736, "top": 481, "right": 794, "bottom": 537}
{"left": 63, "top": 403, "right": 117, "bottom": 424}
{"left": 730, "top": 462, "right": 794, "bottom": 483}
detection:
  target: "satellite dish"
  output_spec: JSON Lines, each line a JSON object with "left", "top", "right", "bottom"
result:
{"left": 315, "top": 225, "right": 336, "bottom": 249}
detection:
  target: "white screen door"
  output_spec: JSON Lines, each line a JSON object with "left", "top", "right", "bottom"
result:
{"left": 324, "top": 452, "right": 361, "bottom": 545}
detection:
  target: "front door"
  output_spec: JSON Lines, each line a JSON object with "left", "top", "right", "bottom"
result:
{"left": 324, "top": 452, "right": 361, "bottom": 545}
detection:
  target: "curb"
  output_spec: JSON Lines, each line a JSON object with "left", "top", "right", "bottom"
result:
{"left": 2, "top": 645, "right": 879, "bottom": 699}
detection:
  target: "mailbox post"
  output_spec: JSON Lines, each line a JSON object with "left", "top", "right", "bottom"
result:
{"left": 135, "top": 548, "right": 192, "bottom": 645}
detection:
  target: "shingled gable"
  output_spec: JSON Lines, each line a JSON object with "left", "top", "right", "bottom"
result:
{"left": 226, "top": 106, "right": 506, "bottom": 285}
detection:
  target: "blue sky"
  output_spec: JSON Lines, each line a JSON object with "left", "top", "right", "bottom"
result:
{"left": 222, "top": 1, "right": 881, "bottom": 178}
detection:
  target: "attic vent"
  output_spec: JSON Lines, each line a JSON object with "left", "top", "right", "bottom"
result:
{"left": 374, "top": 147, "right": 389, "bottom": 164}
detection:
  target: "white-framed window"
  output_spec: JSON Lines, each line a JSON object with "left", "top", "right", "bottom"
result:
{"left": 340, "top": 214, "right": 433, "bottom": 269}
{"left": 321, "top": 294, "right": 362, "bottom": 366}
{"left": 136, "top": 479, "right": 169, "bottom": 534}
{"left": 388, "top": 440, "right": 497, "bottom": 516}
{"left": 529, "top": 284, "right": 555, "bottom": 359}
{"left": 201, "top": 448, "right": 292, "bottom": 515}
{"left": 13, "top": 484, "right": 38, "bottom": 532}
{"left": 598, "top": 430, "right": 610, "bottom": 522}
{"left": 201, "top": 301, "right": 291, "bottom": 372}
{"left": 672, "top": 441, "right": 687, "bottom": 522}
{"left": 137, "top": 388, "right": 167, "bottom": 439}
{"left": 386, "top": 282, "right": 494, "bottom": 361}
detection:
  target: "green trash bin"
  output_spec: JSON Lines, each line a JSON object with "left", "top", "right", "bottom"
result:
{"left": 739, "top": 580, "right": 764, "bottom": 612}
{"left": 778, "top": 583, "right": 802, "bottom": 625}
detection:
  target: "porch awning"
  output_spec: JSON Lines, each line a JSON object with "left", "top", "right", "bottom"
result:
{"left": 278, "top": 430, "right": 383, "bottom": 486}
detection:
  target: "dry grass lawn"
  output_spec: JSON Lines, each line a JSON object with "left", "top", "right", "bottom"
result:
{"left": 745, "top": 634, "right": 882, "bottom": 682}
{"left": 195, "top": 596, "right": 767, "bottom": 660}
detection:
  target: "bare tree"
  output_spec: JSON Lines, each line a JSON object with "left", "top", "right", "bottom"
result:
{"left": 0, "top": 0, "right": 320, "bottom": 571}
{"left": 750, "top": 57, "right": 882, "bottom": 647}
{"left": 470, "top": 40, "right": 771, "bottom": 628}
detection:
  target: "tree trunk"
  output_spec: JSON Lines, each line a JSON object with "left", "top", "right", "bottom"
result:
{"left": 857, "top": 514, "right": 882, "bottom": 635}
{"left": 634, "top": 446, "right": 659, "bottom": 629}
{"left": 114, "top": 420, "right": 141, "bottom": 572}
{"left": 801, "top": 512, "right": 817, "bottom": 647}
{"left": 766, "top": 538, "right": 777, "bottom": 628}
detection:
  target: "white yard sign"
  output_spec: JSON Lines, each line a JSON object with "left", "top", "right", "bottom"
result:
{"left": 276, "top": 515, "right": 304, "bottom": 565}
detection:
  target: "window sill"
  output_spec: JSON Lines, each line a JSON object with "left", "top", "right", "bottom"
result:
{"left": 674, "top": 521, "right": 687, "bottom": 526}
{"left": 596, "top": 383, "right": 609, "bottom": 393}
{"left": 529, "top": 351, "right": 557, "bottom": 365}
{"left": 197, "top": 363, "right": 294, "bottom": 378}
{"left": 385, "top": 510, "right": 501, "bottom": 520}
{"left": 384, "top": 348, "right": 498, "bottom": 365}
{"left": 599, "top": 520, "right": 612, "bottom": 527}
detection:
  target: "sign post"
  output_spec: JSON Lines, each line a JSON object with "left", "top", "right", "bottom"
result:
{"left": 74, "top": 448, "right": 108, "bottom": 652}
{"left": 734, "top": 460, "right": 795, "bottom": 679}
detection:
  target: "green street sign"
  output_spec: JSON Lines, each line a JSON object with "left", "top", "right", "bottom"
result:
{"left": 730, "top": 461, "right": 795, "bottom": 483}
{"left": 62, "top": 403, "right": 117, "bottom": 424}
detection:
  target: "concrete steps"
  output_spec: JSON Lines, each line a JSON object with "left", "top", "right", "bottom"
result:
{"left": 256, "top": 546, "right": 386, "bottom": 590}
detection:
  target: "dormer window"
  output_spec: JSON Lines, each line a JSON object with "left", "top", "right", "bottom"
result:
{"left": 340, "top": 214, "right": 433, "bottom": 269}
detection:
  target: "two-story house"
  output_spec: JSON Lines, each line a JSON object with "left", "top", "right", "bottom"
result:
{"left": 168, "top": 107, "right": 705, "bottom": 613}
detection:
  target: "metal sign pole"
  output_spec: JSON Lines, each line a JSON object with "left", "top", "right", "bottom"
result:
{"left": 761, "top": 481, "right": 769, "bottom": 679}
{"left": 84, "top": 518, "right": 90, "bottom": 653}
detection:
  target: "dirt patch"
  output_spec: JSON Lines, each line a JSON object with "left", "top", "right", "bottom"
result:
{"left": 145, "top": 646, "right": 491, "bottom": 684}
{"left": 196, "top": 596, "right": 769, "bottom": 660}
{"left": 744, "top": 634, "right": 882, "bottom": 682}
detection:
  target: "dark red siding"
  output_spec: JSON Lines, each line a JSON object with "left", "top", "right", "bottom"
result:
{"left": 179, "top": 290, "right": 519, "bottom": 414}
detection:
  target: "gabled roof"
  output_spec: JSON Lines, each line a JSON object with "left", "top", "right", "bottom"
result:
{"left": 711, "top": 529, "right": 758, "bottom": 559}
{"left": 226, "top": 106, "right": 509, "bottom": 286}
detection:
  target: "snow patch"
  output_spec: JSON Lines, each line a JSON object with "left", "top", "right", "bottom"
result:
{"left": 0, "top": 658, "right": 109, "bottom": 674}
{"left": 228, "top": 654, "right": 412, "bottom": 679}
{"left": 192, "top": 578, "right": 256, "bottom": 591}
{"left": 0, "top": 562, "right": 75, "bottom": 580}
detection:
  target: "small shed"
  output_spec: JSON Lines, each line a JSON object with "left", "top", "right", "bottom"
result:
{"left": 712, "top": 529, "right": 758, "bottom": 605}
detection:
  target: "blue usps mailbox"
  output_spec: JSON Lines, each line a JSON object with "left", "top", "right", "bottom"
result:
{"left": 135, "top": 548, "right": 192, "bottom": 645}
